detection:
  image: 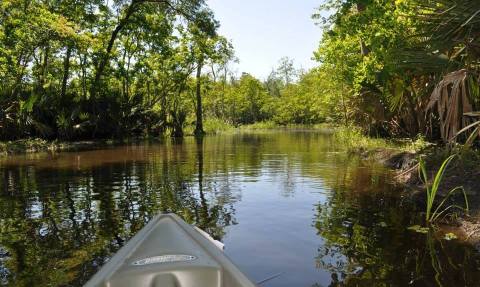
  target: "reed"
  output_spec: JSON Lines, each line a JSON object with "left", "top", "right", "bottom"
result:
{"left": 419, "top": 155, "right": 469, "bottom": 224}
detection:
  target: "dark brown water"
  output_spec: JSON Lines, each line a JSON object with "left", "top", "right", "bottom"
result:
{"left": 0, "top": 131, "right": 479, "bottom": 287}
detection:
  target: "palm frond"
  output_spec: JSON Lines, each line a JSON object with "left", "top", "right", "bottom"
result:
{"left": 427, "top": 69, "right": 476, "bottom": 142}
{"left": 414, "top": 0, "right": 480, "bottom": 61}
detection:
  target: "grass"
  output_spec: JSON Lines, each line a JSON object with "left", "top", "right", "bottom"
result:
{"left": 419, "top": 154, "right": 469, "bottom": 224}
{"left": 184, "top": 118, "right": 236, "bottom": 135}
{"left": 203, "top": 118, "right": 235, "bottom": 134}
{"left": 240, "top": 121, "right": 337, "bottom": 131}
{"left": 188, "top": 120, "right": 318, "bottom": 134}
{"left": 196, "top": 121, "right": 429, "bottom": 154}
{"left": 239, "top": 121, "right": 279, "bottom": 130}
{"left": 332, "top": 126, "right": 429, "bottom": 153}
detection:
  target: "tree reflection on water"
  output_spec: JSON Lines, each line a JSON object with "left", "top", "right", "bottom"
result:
{"left": 0, "top": 132, "right": 479, "bottom": 287}
{"left": 313, "top": 168, "right": 480, "bottom": 287}
{"left": 0, "top": 139, "right": 235, "bottom": 286}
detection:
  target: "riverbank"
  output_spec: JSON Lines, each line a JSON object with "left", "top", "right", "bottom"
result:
{"left": 408, "top": 149, "right": 480, "bottom": 244}
{"left": 1, "top": 126, "right": 480, "bottom": 243}
{"left": 368, "top": 146, "right": 480, "bottom": 245}
{"left": 325, "top": 125, "right": 480, "bottom": 244}
{"left": 0, "top": 121, "right": 283, "bottom": 156}
{"left": 0, "top": 138, "right": 141, "bottom": 157}
{"left": 0, "top": 139, "right": 71, "bottom": 156}
{"left": 0, "top": 121, "right": 277, "bottom": 156}
{"left": 0, "top": 122, "right": 428, "bottom": 156}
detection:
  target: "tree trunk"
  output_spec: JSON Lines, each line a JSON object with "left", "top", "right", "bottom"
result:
{"left": 159, "top": 89, "right": 167, "bottom": 134}
{"left": 80, "top": 53, "right": 88, "bottom": 99}
{"left": 89, "top": 1, "right": 137, "bottom": 137}
{"left": 194, "top": 60, "right": 205, "bottom": 137}
{"left": 356, "top": 3, "right": 370, "bottom": 56}
{"left": 90, "top": 1, "right": 137, "bottom": 98}
{"left": 341, "top": 55, "right": 349, "bottom": 125}
{"left": 39, "top": 45, "right": 50, "bottom": 93}
{"left": 171, "top": 110, "right": 186, "bottom": 138}
{"left": 61, "top": 46, "right": 72, "bottom": 99}
{"left": 222, "top": 65, "right": 227, "bottom": 118}
{"left": 11, "top": 52, "right": 31, "bottom": 99}
{"left": 406, "top": 85, "right": 420, "bottom": 136}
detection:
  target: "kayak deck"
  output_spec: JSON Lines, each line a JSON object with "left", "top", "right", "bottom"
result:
{"left": 84, "top": 214, "right": 256, "bottom": 287}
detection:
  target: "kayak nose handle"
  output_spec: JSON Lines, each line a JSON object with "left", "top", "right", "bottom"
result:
{"left": 131, "top": 255, "right": 197, "bottom": 266}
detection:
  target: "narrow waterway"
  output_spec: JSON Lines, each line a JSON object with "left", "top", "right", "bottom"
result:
{"left": 0, "top": 131, "right": 479, "bottom": 286}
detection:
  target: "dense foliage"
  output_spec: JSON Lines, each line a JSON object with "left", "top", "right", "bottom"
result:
{"left": 0, "top": 0, "right": 232, "bottom": 140}
{"left": 313, "top": 0, "right": 480, "bottom": 142}
{"left": 1, "top": 0, "right": 479, "bottom": 143}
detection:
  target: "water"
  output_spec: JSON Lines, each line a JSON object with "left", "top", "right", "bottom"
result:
{"left": 0, "top": 131, "right": 479, "bottom": 287}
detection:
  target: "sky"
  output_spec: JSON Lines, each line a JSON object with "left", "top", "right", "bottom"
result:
{"left": 207, "top": 0, "right": 323, "bottom": 80}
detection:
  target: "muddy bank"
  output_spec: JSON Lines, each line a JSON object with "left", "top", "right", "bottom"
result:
{"left": 0, "top": 139, "right": 95, "bottom": 156}
{"left": 362, "top": 147, "right": 480, "bottom": 244}
{"left": 0, "top": 138, "right": 157, "bottom": 157}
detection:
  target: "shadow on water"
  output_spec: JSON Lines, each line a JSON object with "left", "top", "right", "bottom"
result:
{"left": 0, "top": 131, "right": 479, "bottom": 286}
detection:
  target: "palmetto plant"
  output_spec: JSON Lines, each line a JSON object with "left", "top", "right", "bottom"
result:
{"left": 415, "top": 0, "right": 480, "bottom": 61}
{"left": 412, "top": 0, "right": 480, "bottom": 143}
{"left": 418, "top": 155, "right": 469, "bottom": 223}
{"left": 427, "top": 70, "right": 477, "bottom": 142}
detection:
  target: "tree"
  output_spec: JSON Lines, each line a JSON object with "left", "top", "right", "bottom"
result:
{"left": 265, "top": 69, "right": 283, "bottom": 98}
{"left": 276, "top": 56, "right": 297, "bottom": 86}
{"left": 224, "top": 73, "right": 271, "bottom": 124}
{"left": 0, "top": 0, "right": 233, "bottom": 140}
{"left": 186, "top": 9, "right": 233, "bottom": 137}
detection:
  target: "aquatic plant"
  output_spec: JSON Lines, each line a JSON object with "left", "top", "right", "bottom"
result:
{"left": 419, "top": 155, "right": 469, "bottom": 224}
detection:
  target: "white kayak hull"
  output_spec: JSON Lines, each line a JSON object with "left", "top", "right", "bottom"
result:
{"left": 84, "top": 214, "right": 256, "bottom": 287}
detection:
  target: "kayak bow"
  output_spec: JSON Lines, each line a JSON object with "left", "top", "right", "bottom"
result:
{"left": 85, "top": 214, "right": 256, "bottom": 287}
